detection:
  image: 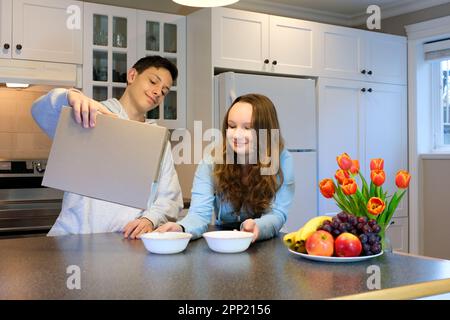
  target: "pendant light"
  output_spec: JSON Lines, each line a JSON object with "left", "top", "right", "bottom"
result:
{"left": 173, "top": 0, "right": 239, "bottom": 7}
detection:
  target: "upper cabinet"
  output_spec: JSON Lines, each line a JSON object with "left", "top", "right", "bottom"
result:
{"left": 0, "top": 0, "right": 82, "bottom": 64}
{"left": 211, "top": 7, "right": 318, "bottom": 76}
{"left": 318, "top": 24, "right": 406, "bottom": 85}
{"left": 83, "top": 3, "right": 186, "bottom": 129}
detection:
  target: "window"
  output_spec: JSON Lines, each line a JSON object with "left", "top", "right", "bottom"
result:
{"left": 442, "top": 60, "right": 450, "bottom": 145}
{"left": 433, "top": 59, "right": 450, "bottom": 150}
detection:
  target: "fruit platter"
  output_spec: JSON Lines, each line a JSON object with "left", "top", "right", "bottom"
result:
{"left": 283, "top": 212, "right": 384, "bottom": 263}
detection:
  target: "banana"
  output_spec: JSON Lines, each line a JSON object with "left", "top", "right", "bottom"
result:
{"left": 283, "top": 230, "right": 299, "bottom": 249}
{"left": 294, "top": 216, "right": 332, "bottom": 252}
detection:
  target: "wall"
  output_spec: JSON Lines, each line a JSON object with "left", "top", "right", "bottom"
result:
{"left": 357, "top": 3, "right": 450, "bottom": 36}
{"left": 0, "top": 86, "right": 53, "bottom": 160}
{"left": 421, "top": 158, "right": 450, "bottom": 260}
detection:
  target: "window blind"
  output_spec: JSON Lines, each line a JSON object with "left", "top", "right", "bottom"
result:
{"left": 424, "top": 38, "right": 450, "bottom": 61}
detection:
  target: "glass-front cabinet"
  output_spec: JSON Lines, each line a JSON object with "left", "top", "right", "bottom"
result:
{"left": 137, "top": 11, "right": 186, "bottom": 129}
{"left": 83, "top": 3, "right": 186, "bottom": 129}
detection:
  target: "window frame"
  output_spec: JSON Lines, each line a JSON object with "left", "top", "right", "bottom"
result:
{"left": 432, "top": 59, "right": 450, "bottom": 152}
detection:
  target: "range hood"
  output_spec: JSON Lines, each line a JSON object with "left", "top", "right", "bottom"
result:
{"left": 0, "top": 59, "right": 81, "bottom": 87}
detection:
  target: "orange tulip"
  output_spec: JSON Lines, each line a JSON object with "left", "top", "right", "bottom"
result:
{"left": 319, "top": 178, "right": 335, "bottom": 198}
{"left": 335, "top": 169, "right": 350, "bottom": 184}
{"left": 367, "top": 197, "right": 386, "bottom": 215}
{"left": 395, "top": 170, "right": 411, "bottom": 189}
{"left": 341, "top": 178, "right": 357, "bottom": 195}
{"left": 370, "top": 158, "right": 384, "bottom": 170}
{"left": 370, "top": 170, "right": 386, "bottom": 187}
{"left": 349, "top": 160, "right": 360, "bottom": 175}
{"left": 336, "top": 153, "right": 352, "bottom": 171}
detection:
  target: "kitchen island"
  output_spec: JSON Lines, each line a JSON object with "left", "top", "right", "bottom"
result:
{"left": 0, "top": 231, "right": 449, "bottom": 299}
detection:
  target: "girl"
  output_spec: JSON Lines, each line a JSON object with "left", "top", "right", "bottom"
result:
{"left": 156, "top": 94, "right": 294, "bottom": 242}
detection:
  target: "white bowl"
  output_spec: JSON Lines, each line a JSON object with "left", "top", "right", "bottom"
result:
{"left": 140, "top": 232, "right": 192, "bottom": 254}
{"left": 203, "top": 231, "right": 254, "bottom": 253}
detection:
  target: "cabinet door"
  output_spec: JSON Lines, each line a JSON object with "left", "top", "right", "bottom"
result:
{"left": 386, "top": 217, "right": 408, "bottom": 252}
{"left": 319, "top": 25, "right": 366, "bottom": 81}
{"left": 83, "top": 3, "right": 136, "bottom": 101}
{"left": 137, "top": 11, "right": 186, "bottom": 129}
{"left": 212, "top": 7, "right": 269, "bottom": 72}
{"left": 365, "top": 32, "right": 407, "bottom": 85}
{"left": 318, "top": 78, "right": 364, "bottom": 215}
{"left": 363, "top": 83, "right": 408, "bottom": 218}
{"left": 12, "top": 0, "right": 82, "bottom": 64}
{"left": 0, "top": 0, "right": 12, "bottom": 59}
{"left": 269, "top": 16, "right": 317, "bottom": 76}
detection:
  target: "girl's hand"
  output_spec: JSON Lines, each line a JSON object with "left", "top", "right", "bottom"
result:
{"left": 154, "top": 222, "right": 183, "bottom": 233}
{"left": 123, "top": 217, "right": 153, "bottom": 239}
{"left": 241, "top": 219, "right": 259, "bottom": 243}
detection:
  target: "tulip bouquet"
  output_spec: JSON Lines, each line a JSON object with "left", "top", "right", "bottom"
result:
{"left": 319, "top": 153, "right": 411, "bottom": 235}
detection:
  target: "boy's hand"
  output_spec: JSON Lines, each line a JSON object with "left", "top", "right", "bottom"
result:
{"left": 123, "top": 217, "right": 154, "bottom": 239}
{"left": 241, "top": 219, "right": 259, "bottom": 243}
{"left": 67, "top": 89, "right": 117, "bottom": 128}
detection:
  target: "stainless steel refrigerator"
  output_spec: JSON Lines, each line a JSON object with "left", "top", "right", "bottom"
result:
{"left": 214, "top": 71, "right": 317, "bottom": 232}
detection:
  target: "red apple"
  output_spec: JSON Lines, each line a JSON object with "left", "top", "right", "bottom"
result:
{"left": 305, "top": 230, "right": 334, "bottom": 256}
{"left": 334, "top": 233, "right": 362, "bottom": 257}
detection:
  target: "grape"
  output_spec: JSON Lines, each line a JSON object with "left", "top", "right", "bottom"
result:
{"left": 332, "top": 229, "right": 341, "bottom": 238}
{"left": 356, "top": 223, "right": 364, "bottom": 230}
{"left": 359, "top": 234, "right": 368, "bottom": 244}
{"left": 368, "top": 219, "right": 377, "bottom": 227}
{"left": 332, "top": 221, "right": 340, "bottom": 229}
{"left": 322, "top": 220, "right": 331, "bottom": 226}
{"left": 322, "top": 224, "right": 333, "bottom": 233}
{"left": 358, "top": 217, "right": 368, "bottom": 224}
{"left": 350, "top": 228, "right": 358, "bottom": 235}
{"left": 372, "top": 224, "right": 381, "bottom": 233}
{"left": 337, "top": 212, "right": 348, "bottom": 222}
{"left": 348, "top": 215, "right": 357, "bottom": 226}
{"left": 332, "top": 216, "right": 340, "bottom": 223}
{"left": 362, "top": 224, "right": 372, "bottom": 234}
{"left": 371, "top": 243, "right": 382, "bottom": 254}
{"left": 338, "top": 223, "right": 348, "bottom": 232}
{"left": 368, "top": 233, "right": 378, "bottom": 245}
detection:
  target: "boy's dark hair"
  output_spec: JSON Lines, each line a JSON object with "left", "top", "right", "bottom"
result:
{"left": 132, "top": 55, "right": 178, "bottom": 81}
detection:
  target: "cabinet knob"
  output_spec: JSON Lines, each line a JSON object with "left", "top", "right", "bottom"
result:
{"left": 368, "top": 88, "right": 373, "bottom": 92}
{"left": 16, "top": 44, "right": 22, "bottom": 50}
{"left": 272, "top": 60, "right": 277, "bottom": 65}
{"left": 3, "top": 43, "right": 10, "bottom": 50}
{"left": 361, "top": 69, "right": 366, "bottom": 74}
{"left": 368, "top": 70, "right": 373, "bottom": 75}
{"left": 361, "top": 88, "right": 366, "bottom": 92}
{"left": 264, "top": 59, "right": 269, "bottom": 64}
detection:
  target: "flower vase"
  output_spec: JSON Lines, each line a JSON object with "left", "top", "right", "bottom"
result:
{"left": 378, "top": 225, "right": 393, "bottom": 253}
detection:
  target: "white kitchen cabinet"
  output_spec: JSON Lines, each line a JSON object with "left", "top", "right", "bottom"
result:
{"left": 318, "top": 77, "right": 408, "bottom": 218}
{"left": 83, "top": 3, "right": 186, "bottom": 129}
{"left": 318, "top": 24, "right": 406, "bottom": 85}
{"left": 211, "top": 7, "right": 318, "bottom": 76}
{"left": 0, "top": 0, "right": 82, "bottom": 64}
{"left": 137, "top": 10, "right": 186, "bottom": 129}
{"left": 387, "top": 217, "right": 409, "bottom": 253}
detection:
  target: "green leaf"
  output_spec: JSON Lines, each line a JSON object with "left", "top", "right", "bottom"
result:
{"left": 370, "top": 181, "right": 375, "bottom": 198}
{"left": 384, "top": 190, "right": 406, "bottom": 225}
{"left": 359, "top": 172, "right": 370, "bottom": 201}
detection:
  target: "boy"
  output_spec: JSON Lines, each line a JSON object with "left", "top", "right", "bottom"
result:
{"left": 31, "top": 56, "right": 183, "bottom": 239}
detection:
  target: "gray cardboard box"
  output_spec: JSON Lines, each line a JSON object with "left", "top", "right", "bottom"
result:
{"left": 43, "top": 107, "right": 168, "bottom": 209}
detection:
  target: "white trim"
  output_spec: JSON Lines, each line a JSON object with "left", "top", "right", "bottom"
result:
{"left": 407, "top": 15, "right": 450, "bottom": 254}
{"left": 420, "top": 153, "right": 450, "bottom": 159}
{"left": 234, "top": 0, "right": 450, "bottom": 27}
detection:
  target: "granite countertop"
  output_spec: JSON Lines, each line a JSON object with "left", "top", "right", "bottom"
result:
{"left": 1, "top": 231, "right": 450, "bottom": 299}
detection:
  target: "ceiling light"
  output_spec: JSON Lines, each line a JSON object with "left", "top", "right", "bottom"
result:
{"left": 173, "top": 0, "right": 239, "bottom": 7}
{"left": 6, "top": 83, "right": 29, "bottom": 88}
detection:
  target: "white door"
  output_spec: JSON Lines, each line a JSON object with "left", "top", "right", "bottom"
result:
{"left": 319, "top": 25, "right": 366, "bottom": 81}
{"left": 12, "top": 0, "right": 82, "bottom": 63}
{"left": 212, "top": 7, "right": 269, "bottom": 72}
{"left": 386, "top": 217, "right": 408, "bottom": 252}
{"left": 365, "top": 32, "right": 407, "bottom": 85}
{"left": 318, "top": 78, "right": 364, "bottom": 215}
{"left": 269, "top": 15, "right": 317, "bottom": 76}
{"left": 286, "top": 151, "right": 317, "bottom": 232}
{"left": 0, "top": 0, "right": 12, "bottom": 59}
{"left": 363, "top": 82, "right": 408, "bottom": 218}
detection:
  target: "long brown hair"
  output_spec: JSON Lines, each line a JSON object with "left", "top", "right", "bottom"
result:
{"left": 213, "top": 94, "right": 285, "bottom": 217}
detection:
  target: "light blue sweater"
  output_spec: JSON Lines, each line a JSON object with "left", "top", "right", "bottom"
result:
{"left": 179, "top": 150, "right": 295, "bottom": 241}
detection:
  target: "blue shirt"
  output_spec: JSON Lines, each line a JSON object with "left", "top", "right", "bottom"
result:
{"left": 179, "top": 150, "right": 295, "bottom": 241}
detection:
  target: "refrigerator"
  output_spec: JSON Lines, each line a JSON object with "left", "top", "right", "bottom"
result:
{"left": 214, "top": 71, "right": 317, "bottom": 232}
